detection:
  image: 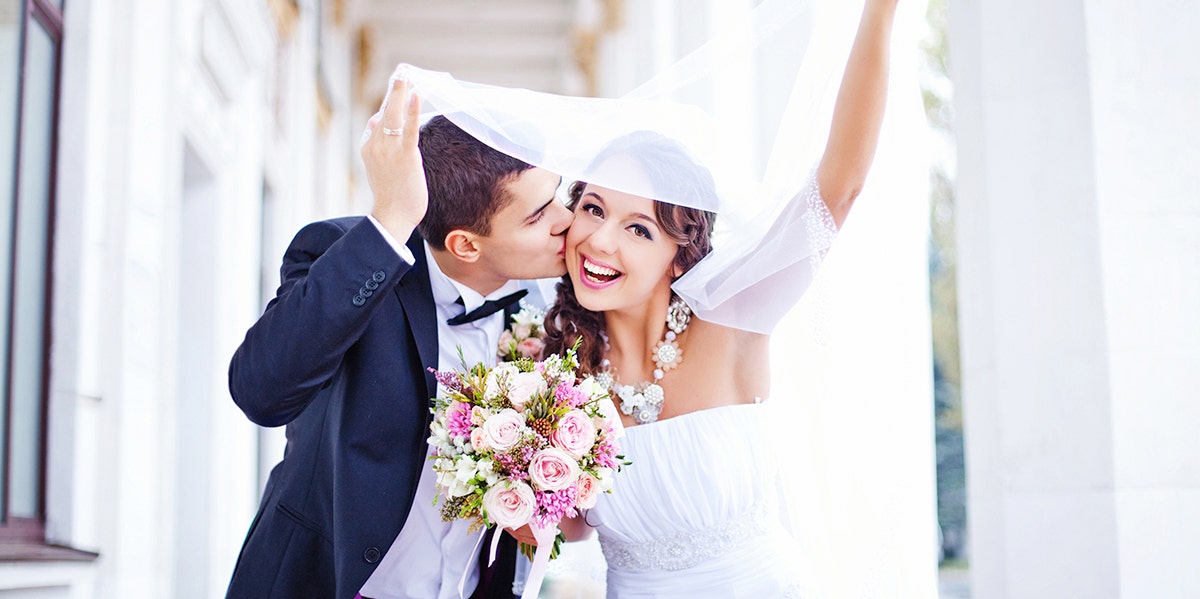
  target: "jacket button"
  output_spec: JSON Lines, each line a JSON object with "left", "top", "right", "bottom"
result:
{"left": 360, "top": 287, "right": 374, "bottom": 298}
{"left": 364, "top": 278, "right": 380, "bottom": 291}
{"left": 372, "top": 270, "right": 386, "bottom": 283}
{"left": 363, "top": 546, "right": 381, "bottom": 564}
{"left": 352, "top": 294, "right": 366, "bottom": 307}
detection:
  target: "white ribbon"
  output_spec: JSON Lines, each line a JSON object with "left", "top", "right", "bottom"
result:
{"left": 455, "top": 525, "right": 529, "bottom": 599}
{"left": 456, "top": 528, "right": 489, "bottom": 599}
{"left": 520, "top": 522, "right": 560, "bottom": 599}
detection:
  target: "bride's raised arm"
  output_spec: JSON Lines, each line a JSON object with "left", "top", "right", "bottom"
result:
{"left": 671, "top": 0, "right": 902, "bottom": 335}
{"left": 817, "top": 0, "right": 898, "bottom": 226}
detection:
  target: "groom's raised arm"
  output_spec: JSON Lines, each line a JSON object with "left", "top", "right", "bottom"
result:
{"left": 817, "top": 0, "right": 898, "bottom": 227}
{"left": 231, "top": 78, "right": 428, "bottom": 427}
{"left": 229, "top": 219, "right": 410, "bottom": 427}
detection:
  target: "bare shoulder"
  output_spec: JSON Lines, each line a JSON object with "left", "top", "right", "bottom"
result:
{"left": 683, "top": 318, "right": 771, "bottom": 403}
{"left": 688, "top": 317, "right": 769, "bottom": 352}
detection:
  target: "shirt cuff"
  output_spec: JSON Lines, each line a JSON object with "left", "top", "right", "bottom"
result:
{"left": 367, "top": 214, "right": 416, "bottom": 265}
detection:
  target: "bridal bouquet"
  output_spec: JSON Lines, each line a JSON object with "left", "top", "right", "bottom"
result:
{"left": 427, "top": 347, "right": 624, "bottom": 563}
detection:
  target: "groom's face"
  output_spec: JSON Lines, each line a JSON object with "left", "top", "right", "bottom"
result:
{"left": 474, "top": 167, "right": 571, "bottom": 281}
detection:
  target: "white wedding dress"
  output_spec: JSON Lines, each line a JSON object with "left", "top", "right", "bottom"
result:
{"left": 588, "top": 403, "right": 804, "bottom": 598}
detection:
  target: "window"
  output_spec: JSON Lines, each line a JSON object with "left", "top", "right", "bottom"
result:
{"left": 0, "top": 0, "right": 62, "bottom": 546}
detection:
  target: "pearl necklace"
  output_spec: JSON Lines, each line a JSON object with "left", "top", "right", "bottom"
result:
{"left": 596, "top": 298, "right": 691, "bottom": 424}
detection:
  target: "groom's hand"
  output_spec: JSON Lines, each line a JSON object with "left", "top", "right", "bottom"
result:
{"left": 362, "top": 76, "right": 427, "bottom": 242}
{"left": 505, "top": 524, "right": 538, "bottom": 546}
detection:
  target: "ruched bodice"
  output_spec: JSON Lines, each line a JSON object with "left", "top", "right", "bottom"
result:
{"left": 588, "top": 404, "right": 803, "bottom": 598}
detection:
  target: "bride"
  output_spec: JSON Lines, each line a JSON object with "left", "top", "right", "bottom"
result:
{"left": 539, "top": 1, "right": 899, "bottom": 596}
{"left": 381, "top": 0, "right": 908, "bottom": 595}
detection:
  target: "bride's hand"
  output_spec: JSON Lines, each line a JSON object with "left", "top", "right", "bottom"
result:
{"left": 506, "top": 524, "right": 538, "bottom": 546}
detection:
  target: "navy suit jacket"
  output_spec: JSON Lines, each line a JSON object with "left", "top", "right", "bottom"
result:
{"left": 226, "top": 217, "right": 516, "bottom": 598}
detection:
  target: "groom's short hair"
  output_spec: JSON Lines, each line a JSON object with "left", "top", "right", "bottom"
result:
{"left": 418, "top": 116, "right": 534, "bottom": 250}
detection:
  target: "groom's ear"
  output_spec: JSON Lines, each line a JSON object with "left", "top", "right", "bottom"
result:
{"left": 443, "top": 229, "right": 482, "bottom": 263}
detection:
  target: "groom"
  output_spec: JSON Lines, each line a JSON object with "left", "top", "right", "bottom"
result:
{"left": 225, "top": 79, "right": 570, "bottom": 598}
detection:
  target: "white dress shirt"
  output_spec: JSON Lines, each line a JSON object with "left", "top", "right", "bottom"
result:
{"left": 360, "top": 233, "right": 519, "bottom": 599}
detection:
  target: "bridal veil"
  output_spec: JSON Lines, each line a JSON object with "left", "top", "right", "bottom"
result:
{"left": 372, "top": 0, "right": 939, "bottom": 595}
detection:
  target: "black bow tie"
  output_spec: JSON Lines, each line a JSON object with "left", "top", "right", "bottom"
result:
{"left": 446, "top": 289, "right": 528, "bottom": 326}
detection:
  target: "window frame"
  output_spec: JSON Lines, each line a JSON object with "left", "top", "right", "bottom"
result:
{"left": 0, "top": 0, "right": 64, "bottom": 549}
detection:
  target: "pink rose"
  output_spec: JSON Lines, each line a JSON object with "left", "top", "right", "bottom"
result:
{"left": 507, "top": 371, "right": 547, "bottom": 410}
{"left": 483, "top": 408, "right": 525, "bottom": 451}
{"left": 552, "top": 409, "right": 596, "bottom": 459}
{"left": 482, "top": 481, "right": 536, "bottom": 529}
{"left": 528, "top": 447, "right": 581, "bottom": 492}
{"left": 470, "top": 427, "right": 489, "bottom": 451}
{"left": 497, "top": 329, "right": 516, "bottom": 357}
{"left": 575, "top": 473, "right": 600, "bottom": 509}
{"left": 516, "top": 337, "right": 545, "bottom": 359}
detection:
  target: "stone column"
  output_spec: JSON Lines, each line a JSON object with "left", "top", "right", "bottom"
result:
{"left": 951, "top": 1, "right": 1200, "bottom": 597}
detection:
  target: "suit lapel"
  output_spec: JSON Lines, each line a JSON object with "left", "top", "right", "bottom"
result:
{"left": 395, "top": 234, "right": 439, "bottom": 399}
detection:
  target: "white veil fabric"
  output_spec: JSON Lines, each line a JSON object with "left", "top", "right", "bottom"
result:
{"left": 379, "top": 0, "right": 905, "bottom": 335}
{"left": 373, "top": 0, "right": 938, "bottom": 596}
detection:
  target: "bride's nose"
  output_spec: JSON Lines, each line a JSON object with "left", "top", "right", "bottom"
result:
{"left": 587, "top": 221, "right": 619, "bottom": 255}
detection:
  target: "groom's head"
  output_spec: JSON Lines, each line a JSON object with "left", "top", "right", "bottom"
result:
{"left": 419, "top": 116, "right": 570, "bottom": 289}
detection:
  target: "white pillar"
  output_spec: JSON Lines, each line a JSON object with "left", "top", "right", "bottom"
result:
{"left": 951, "top": 1, "right": 1200, "bottom": 597}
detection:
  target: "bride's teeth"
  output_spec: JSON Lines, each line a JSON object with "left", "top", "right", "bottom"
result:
{"left": 584, "top": 260, "right": 619, "bottom": 277}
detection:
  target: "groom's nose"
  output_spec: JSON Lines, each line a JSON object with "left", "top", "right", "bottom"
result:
{"left": 548, "top": 201, "right": 573, "bottom": 236}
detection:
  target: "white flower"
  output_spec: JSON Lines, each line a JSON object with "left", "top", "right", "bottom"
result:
{"left": 484, "top": 363, "right": 521, "bottom": 400}
{"left": 512, "top": 307, "right": 544, "bottom": 328}
{"left": 594, "top": 467, "right": 615, "bottom": 492}
{"left": 577, "top": 376, "right": 607, "bottom": 402}
{"left": 454, "top": 455, "right": 478, "bottom": 484}
{"left": 477, "top": 459, "right": 501, "bottom": 486}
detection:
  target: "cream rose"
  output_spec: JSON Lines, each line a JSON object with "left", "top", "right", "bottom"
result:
{"left": 497, "top": 329, "right": 516, "bottom": 355}
{"left": 528, "top": 447, "right": 581, "bottom": 492}
{"left": 513, "top": 323, "right": 533, "bottom": 340}
{"left": 482, "top": 408, "right": 525, "bottom": 451}
{"left": 507, "top": 371, "right": 547, "bottom": 410}
{"left": 575, "top": 473, "right": 600, "bottom": 509}
{"left": 482, "top": 481, "right": 536, "bottom": 529}
{"left": 552, "top": 409, "right": 597, "bottom": 459}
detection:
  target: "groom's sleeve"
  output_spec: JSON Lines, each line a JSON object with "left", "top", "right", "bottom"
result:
{"left": 228, "top": 217, "right": 412, "bottom": 427}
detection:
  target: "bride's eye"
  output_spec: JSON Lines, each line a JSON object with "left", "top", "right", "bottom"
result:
{"left": 629, "top": 224, "right": 652, "bottom": 240}
{"left": 581, "top": 203, "right": 604, "bottom": 218}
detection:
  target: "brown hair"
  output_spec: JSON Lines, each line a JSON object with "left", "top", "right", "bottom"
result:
{"left": 543, "top": 133, "right": 717, "bottom": 375}
{"left": 417, "top": 116, "right": 534, "bottom": 249}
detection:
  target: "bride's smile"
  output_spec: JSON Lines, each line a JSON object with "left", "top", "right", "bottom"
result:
{"left": 565, "top": 183, "right": 679, "bottom": 313}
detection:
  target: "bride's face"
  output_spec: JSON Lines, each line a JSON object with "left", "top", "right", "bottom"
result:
{"left": 566, "top": 183, "right": 679, "bottom": 314}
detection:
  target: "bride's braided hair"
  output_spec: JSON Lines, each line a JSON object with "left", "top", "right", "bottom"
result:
{"left": 543, "top": 133, "right": 717, "bottom": 375}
